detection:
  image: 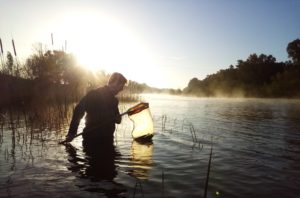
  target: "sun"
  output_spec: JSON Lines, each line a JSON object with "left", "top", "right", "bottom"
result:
{"left": 50, "top": 10, "right": 169, "bottom": 88}
{"left": 54, "top": 11, "right": 160, "bottom": 81}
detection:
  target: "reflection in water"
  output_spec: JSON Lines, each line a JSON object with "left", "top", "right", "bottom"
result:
{"left": 65, "top": 142, "right": 126, "bottom": 196}
{"left": 1, "top": 97, "right": 300, "bottom": 197}
{"left": 82, "top": 141, "right": 119, "bottom": 181}
{"left": 129, "top": 140, "right": 154, "bottom": 180}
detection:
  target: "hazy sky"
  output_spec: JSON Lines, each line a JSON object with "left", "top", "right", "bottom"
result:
{"left": 1, "top": 0, "right": 299, "bottom": 89}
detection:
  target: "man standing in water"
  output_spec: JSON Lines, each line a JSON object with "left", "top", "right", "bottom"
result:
{"left": 65, "top": 72, "right": 127, "bottom": 145}
{"left": 65, "top": 72, "right": 127, "bottom": 182}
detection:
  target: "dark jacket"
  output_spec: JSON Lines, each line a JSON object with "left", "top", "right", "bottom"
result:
{"left": 67, "top": 86, "right": 120, "bottom": 143}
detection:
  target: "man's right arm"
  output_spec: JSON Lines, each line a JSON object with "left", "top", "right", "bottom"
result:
{"left": 65, "top": 97, "right": 86, "bottom": 142}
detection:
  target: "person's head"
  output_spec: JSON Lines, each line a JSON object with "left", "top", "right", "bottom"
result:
{"left": 107, "top": 72, "right": 127, "bottom": 95}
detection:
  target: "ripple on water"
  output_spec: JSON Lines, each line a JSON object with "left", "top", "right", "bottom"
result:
{"left": 1, "top": 97, "right": 300, "bottom": 197}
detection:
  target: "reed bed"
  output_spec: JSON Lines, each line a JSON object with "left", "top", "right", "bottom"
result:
{"left": 0, "top": 102, "right": 74, "bottom": 149}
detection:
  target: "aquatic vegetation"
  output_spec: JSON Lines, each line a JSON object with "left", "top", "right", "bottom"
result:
{"left": 156, "top": 114, "right": 206, "bottom": 150}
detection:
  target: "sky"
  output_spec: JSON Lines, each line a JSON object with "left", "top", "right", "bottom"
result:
{"left": 0, "top": 0, "right": 300, "bottom": 89}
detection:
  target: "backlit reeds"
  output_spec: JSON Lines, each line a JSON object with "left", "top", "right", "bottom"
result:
{"left": 12, "top": 39, "right": 17, "bottom": 57}
{"left": 0, "top": 38, "right": 3, "bottom": 54}
{"left": 0, "top": 37, "right": 4, "bottom": 71}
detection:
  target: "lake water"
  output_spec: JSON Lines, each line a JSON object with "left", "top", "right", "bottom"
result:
{"left": 0, "top": 94, "right": 300, "bottom": 197}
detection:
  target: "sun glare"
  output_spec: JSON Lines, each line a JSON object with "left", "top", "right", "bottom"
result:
{"left": 53, "top": 11, "right": 163, "bottom": 87}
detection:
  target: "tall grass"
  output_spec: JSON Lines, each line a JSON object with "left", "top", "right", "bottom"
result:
{"left": 0, "top": 101, "right": 73, "bottom": 150}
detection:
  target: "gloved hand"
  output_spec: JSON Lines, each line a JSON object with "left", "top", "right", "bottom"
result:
{"left": 115, "top": 113, "right": 122, "bottom": 124}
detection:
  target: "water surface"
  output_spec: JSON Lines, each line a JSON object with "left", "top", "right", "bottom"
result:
{"left": 0, "top": 95, "right": 299, "bottom": 197}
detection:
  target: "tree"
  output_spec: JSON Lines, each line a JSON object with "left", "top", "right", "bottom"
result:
{"left": 235, "top": 53, "right": 280, "bottom": 87}
{"left": 25, "top": 45, "right": 78, "bottom": 84}
{"left": 287, "top": 39, "right": 300, "bottom": 65}
{"left": 184, "top": 53, "right": 286, "bottom": 97}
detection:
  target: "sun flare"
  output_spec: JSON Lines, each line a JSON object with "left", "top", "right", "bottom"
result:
{"left": 52, "top": 11, "right": 163, "bottom": 87}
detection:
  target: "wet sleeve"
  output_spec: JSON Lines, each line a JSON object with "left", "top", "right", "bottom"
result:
{"left": 67, "top": 96, "right": 87, "bottom": 137}
{"left": 114, "top": 100, "right": 122, "bottom": 124}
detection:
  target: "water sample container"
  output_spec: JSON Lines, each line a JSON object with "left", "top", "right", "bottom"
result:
{"left": 128, "top": 102, "right": 154, "bottom": 142}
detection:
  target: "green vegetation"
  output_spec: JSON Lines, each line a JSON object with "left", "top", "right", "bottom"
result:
{"left": 184, "top": 39, "right": 300, "bottom": 98}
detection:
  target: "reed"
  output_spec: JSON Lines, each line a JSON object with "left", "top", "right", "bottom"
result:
{"left": 189, "top": 123, "right": 198, "bottom": 143}
{"left": 161, "top": 115, "right": 167, "bottom": 132}
{"left": 133, "top": 179, "right": 144, "bottom": 198}
{"left": 0, "top": 38, "right": 3, "bottom": 54}
{"left": 0, "top": 125, "right": 3, "bottom": 145}
{"left": 204, "top": 137, "right": 213, "bottom": 198}
{"left": 11, "top": 39, "right": 20, "bottom": 77}
{"left": 186, "top": 122, "right": 206, "bottom": 150}
{"left": 12, "top": 39, "right": 17, "bottom": 57}
{"left": 162, "top": 170, "right": 165, "bottom": 197}
{"left": 0, "top": 37, "right": 4, "bottom": 71}
{"left": 5, "top": 147, "right": 9, "bottom": 161}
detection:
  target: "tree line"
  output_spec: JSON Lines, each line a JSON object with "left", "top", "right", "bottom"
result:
{"left": 183, "top": 39, "right": 300, "bottom": 98}
{"left": 2, "top": 38, "right": 298, "bottom": 108}
{"left": 0, "top": 43, "right": 149, "bottom": 107}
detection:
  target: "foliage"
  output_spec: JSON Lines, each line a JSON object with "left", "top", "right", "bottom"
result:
{"left": 287, "top": 38, "right": 300, "bottom": 65}
{"left": 267, "top": 65, "right": 300, "bottom": 97}
{"left": 2, "top": 37, "right": 300, "bottom": 105}
{"left": 0, "top": 44, "right": 147, "bottom": 107}
{"left": 25, "top": 45, "right": 80, "bottom": 84}
{"left": 184, "top": 39, "right": 300, "bottom": 98}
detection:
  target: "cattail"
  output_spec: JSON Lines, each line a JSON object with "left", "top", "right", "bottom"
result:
{"left": 12, "top": 39, "right": 17, "bottom": 56}
{"left": 0, "top": 38, "right": 3, "bottom": 54}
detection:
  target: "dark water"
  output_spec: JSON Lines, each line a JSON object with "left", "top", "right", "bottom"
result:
{"left": 0, "top": 95, "right": 300, "bottom": 197}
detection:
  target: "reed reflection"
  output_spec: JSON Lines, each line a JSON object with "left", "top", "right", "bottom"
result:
{"left": 129, "top": 140, "right": 154, "bottom": 180}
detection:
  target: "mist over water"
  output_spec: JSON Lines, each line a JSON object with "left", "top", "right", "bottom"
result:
{"left": 0, "top": 94, "right": 300, "bottom": 197}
